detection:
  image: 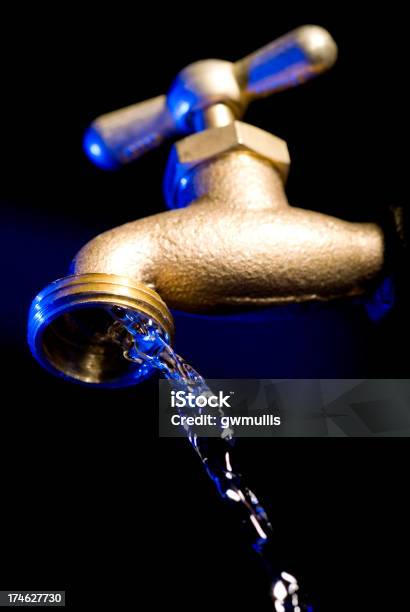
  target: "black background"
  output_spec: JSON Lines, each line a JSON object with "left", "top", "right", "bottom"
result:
{"left": 1, "top": 3, "right": 409, "bottom": 610}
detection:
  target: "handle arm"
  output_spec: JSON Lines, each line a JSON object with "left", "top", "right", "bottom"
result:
{"left": 235, "top": 25, "right": 338, "bottom": 99}
{"left": 84, "top": 95, "right": 177, "bottom": 169}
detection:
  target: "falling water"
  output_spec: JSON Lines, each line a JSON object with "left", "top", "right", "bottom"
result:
{"left": 108, "top": 307, "right": 312, "bottom": 611}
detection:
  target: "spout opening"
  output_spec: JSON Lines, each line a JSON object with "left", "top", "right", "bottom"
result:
{"left": 28, "top": 273, "right": 174, "bottom": 387}
{"left": 41, "top": 305, "right": 141, "bottom": 384}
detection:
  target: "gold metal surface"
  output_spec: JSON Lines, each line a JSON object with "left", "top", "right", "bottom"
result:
{"left": 192, "top": 104, "right": 236, "bottom": 131}
{"left": 90, "top": 95, "right": 177, "bottom": 164}
{"left": 73, "top": 151, "right": 385, "bottom": 313}
{"left": 235, "top": 25, "right": 338, "bottom": 100}
{"left": 166, "top": 121, "right": 290, "bottom": 208}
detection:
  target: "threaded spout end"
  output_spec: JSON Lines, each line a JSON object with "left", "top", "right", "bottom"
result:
{"left": 28, "top": 273, "right": 174, "bottom": 387}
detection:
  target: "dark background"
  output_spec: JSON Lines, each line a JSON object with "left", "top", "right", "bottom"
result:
{"left": 1, "top": 3, "right": 409, "bottom": 610}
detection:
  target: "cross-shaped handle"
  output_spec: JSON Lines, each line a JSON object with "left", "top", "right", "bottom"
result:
{"left": 84, "top": 25, "right": 337, "bottom": 169}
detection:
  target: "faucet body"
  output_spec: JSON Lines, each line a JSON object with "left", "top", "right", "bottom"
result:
{"left": 28, "top": 25, "right": 389, "bottom": 387}
{"left": 73, "top": 150, "right": 384, "bottom": 312}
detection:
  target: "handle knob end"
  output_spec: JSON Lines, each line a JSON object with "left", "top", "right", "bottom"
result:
{"left": 296, "top": 25, "right": 338, "bottom": 71}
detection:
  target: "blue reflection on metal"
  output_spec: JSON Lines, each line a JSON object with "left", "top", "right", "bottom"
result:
{"left": 83, "top": 127, "right": 119, "bottom": 170}
{"left": 247, "top": 46, "right": 307, "bottom": 95}
{"left": 365, "top": 277, "right": 395, "bottom": 322}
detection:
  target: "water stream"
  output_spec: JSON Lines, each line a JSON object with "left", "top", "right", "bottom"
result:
{"left": 108, "top": 307, "right": 312, "bottom": 611}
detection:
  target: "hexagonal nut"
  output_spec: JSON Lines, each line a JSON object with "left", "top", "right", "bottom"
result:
{"left": 179, "top": 120, "right": 289, "bottom": 177}
{"left": 164, "top": 121, "right": 290, "bottom": 208}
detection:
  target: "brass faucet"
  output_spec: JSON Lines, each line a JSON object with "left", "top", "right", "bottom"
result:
{"left": 28, "top": 26, "right": 386, "bottom": 386}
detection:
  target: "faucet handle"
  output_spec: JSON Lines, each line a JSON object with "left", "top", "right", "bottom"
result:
{"left": 84, "top": 25, "right": 337, "bottom": 169}
{"left": 235, "top": 25, "right": 338, "bottom": 100}
{"left": 83, "top": 95, "right": 178, "bottom": 169}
